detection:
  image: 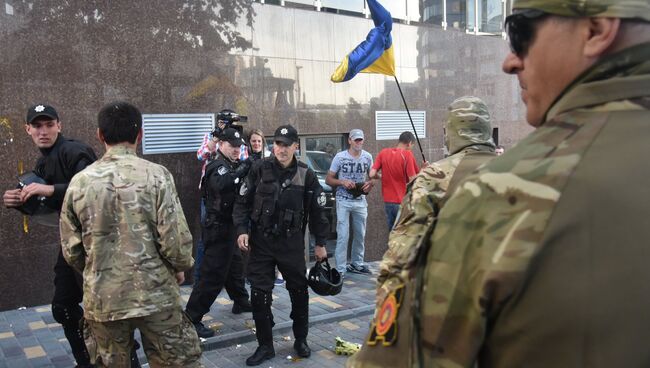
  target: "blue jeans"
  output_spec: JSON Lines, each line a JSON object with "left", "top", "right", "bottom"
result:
{"left": 334, "top": 199, "right": 368, "bottom": 273}
{"left": 384, "top": 202, "right": 401, "bottom": 230}
{"left": 193, "top": 198, "right": 206, "bottom": 283}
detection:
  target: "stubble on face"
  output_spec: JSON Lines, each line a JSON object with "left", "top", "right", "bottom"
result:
{"left": 503, "top": 17, "right": 585, "bottom": 127}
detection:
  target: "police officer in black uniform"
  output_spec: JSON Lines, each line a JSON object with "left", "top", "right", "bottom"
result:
{"left": 234, "top": 124, "right": 329, "bottom": 366}
{"left": 186, "top": 127, "right": 253, "bottom": 338}
{"left": 3, "top": 104, "right": 97, "bottom": 368}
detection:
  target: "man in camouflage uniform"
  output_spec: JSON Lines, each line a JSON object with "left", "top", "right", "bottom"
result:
{"left": 374, "top": 96, "right": 496, "bottom": 305}
{"left": 348, "top": 97, "right": 496, "bottom": 367}
{"left": 349, "top": 1, "right": 650, "bottom": 367}
{"left": 60, "top": 102, "right": 201, "bottom": 367}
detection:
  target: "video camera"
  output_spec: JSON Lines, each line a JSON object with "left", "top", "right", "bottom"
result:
{"left": 211, "top": 109, "right": 247, "bottom": 138}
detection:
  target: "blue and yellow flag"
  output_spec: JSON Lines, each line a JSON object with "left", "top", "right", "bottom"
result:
{"left": 331, "top": 0, "right": 395, "bottom": 83}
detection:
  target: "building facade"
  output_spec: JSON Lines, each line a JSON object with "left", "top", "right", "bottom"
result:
{"left": 0, "top": 0, "right": 529, "bottom": 310}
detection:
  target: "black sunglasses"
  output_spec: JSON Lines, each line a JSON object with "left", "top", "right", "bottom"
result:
{"left": 504, "top": 10, "right": 549, "bottom": 57}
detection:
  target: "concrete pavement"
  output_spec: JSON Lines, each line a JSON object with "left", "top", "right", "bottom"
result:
{"left": 0, "top": 262, "right": 380, "bottom": 367}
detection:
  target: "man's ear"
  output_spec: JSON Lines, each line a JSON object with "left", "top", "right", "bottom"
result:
{"left": 584, "top": 17, "right": 621, "bottom": 57}
{"left": 136, "top": 128, "right": 143, "bottom": 144}
{"left": 96, "top": 128, "right": 105, "bottom": 144}
{"left": 24, "top": 123, "right": 31, "bottom": 135}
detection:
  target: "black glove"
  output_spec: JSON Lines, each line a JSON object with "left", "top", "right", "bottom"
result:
{"left": 233, "top": 158, "right": 252, "bottom": 178}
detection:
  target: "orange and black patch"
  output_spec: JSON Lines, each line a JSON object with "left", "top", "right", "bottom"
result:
{"left": 367, "top": 284, "right": 404, "bottom": 346}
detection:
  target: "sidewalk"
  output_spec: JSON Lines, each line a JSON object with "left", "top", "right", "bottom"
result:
{"left": 201, "top": 315, "right": 371, "bottom": 368}
{"left": 0, "top": 262, "right": 380, "bottom": 367}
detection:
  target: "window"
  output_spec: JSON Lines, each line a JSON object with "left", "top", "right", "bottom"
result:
{"left": 375, "top": 110, "right": 426, "bottom": 141}
{"left": 141, "top": 113, "right": 214, "bottom": 155}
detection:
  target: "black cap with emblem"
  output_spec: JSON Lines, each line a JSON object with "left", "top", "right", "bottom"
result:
{"left": 26, "top": 104, "right": 59, "bottom": 124}
{"left": 219, "top": 127, "right": 245, "bottom": 146}
{"left": 273, "top": 124, "right": 299, "bottom": 145}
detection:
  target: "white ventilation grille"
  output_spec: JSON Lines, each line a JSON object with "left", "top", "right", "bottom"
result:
{"left": 142, "top": 114, "right": 215, "bottom": 155}
{"left": 375, "top": 111, "right": 426, "bottom": 141}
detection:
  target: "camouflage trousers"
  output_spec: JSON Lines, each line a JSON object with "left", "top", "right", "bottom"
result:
{"left": 83, "top": 308, "right": 202, "bottom": 368}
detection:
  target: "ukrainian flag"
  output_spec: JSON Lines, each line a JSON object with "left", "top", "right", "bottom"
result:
{"left": 331, "top": 0, "right": 395, "bottom": 83}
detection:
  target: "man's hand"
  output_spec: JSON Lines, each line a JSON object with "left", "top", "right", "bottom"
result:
{"left": 3, "top": 189, "right": 23, "bottom": 208}
{"left": 238, "top": 234, "right": 250, "bottom": 252}
{"left": 421, "top": 160, "right": 430, "bottom": 169}
{"left": 19, "top": 183, "right": 54, "bottom": 202}
{"left": 361, "top": 180, "right": 374, "bottom": 193}
{"left": 175, "top": 272, "right": 185, "bottom": 285}
{"left": 206, "top": 139, "right": 217, "bottom": 152}
{"left": 314, "top": 245, "right": 327, "bottom": 261}
{"left": 341, "top": 179, "right": 355, "bottom": 189}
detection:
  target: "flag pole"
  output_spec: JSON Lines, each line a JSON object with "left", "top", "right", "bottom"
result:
{"left": 393, "top": 76, "right": 426, "bottom": 162}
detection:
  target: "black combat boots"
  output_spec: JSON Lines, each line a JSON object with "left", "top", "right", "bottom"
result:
{"left": 294, "top": 338, "right": 311, "bottom": 358}
{"left": 246, "top": 345, "right": 275, "bottom": 366}
{"left": 193, "top": 321, "right": 215, "bottom": 338}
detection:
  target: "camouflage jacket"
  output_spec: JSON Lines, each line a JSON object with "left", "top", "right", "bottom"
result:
{"left": 348, "top": 146, "right": 494, "bottom": 368}
{"left": 60, "top": 145, "right": 194, "bottom": 322}
{"left": 376, "top": 145, "right": 496, "bottom": 298}
{"left": 376, "top": 94, "right": 495, "bottom": 294}
{"left": 414, "top": 43, "right": 650, "bottom": 367}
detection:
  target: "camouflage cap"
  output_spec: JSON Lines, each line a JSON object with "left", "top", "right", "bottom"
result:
{"left": 512, "top": 0, "right": 650, "bottom": 21}
{"left": 445, "top": 96, "right": 494, "bottom": 155}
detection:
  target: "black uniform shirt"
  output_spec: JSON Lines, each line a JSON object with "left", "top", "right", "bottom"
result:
{"left": 34, "top": 134, "right": 97, "bottom": 212}
{"left": 204, "top": 150, "right": 250, "bottom": 222}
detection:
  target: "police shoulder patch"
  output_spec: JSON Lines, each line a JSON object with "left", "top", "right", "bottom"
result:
{"left": 240, "top": 182, "right": 248, "bottom": 196}
{"left": 217, "top": 166, "right": 229, "bottom": 175}
{"left": 317, "top": 192, "right": 327, "bottom": 207}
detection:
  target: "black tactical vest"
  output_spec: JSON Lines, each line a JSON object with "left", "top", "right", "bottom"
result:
{"left": 203, "top": 154, "right": 237, "bottom": 224}
{"left": 251, "top": 160, "right": 309, "bottom": 238}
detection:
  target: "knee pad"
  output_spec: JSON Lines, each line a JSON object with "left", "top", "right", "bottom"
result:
{"left": 251, "top": 288, "right": 273, "bottom": 309}
{"left": 288, "top": 287, "right": 309, "bottom": 318}
{"left": 52, "top": 303, "right": 83, "bottom": 326}
{"left": 288, "top": 287, "right": 309, "bottom": 306}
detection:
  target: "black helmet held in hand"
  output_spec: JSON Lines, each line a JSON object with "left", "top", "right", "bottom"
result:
{"left": 15, "top": 171, "right": 48, "bottom": 215}
{"left": 308, "top": 259, "right": 343, "bottom": 296}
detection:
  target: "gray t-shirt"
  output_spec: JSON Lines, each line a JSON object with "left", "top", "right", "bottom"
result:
{"left": 329, "top": 150, "right": 373, "bottom": 200}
